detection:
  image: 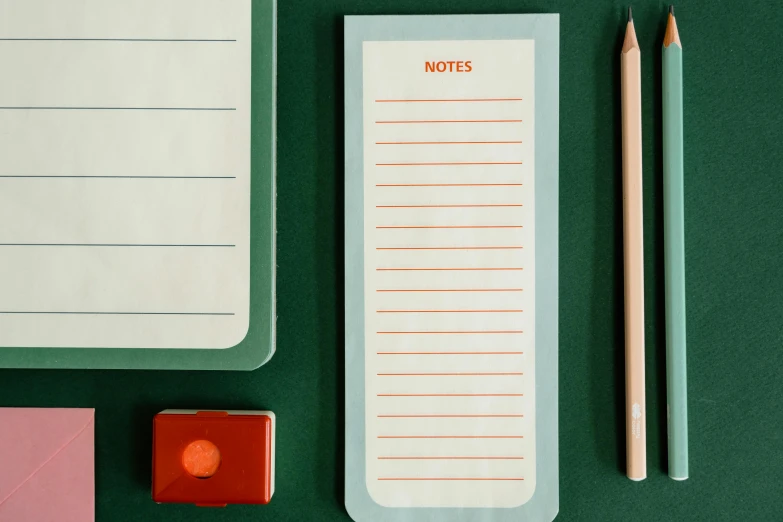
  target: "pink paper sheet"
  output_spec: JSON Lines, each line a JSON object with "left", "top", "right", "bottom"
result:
{"left": 0, "top": 408, "right": 94, "bottom": 522}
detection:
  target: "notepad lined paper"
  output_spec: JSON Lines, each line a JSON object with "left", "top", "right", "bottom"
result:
{"left": 0, "top": 0, "right": 250, "bottom": 348}
{"left": 363, "top": 40, "right": 536, "bottom": 508}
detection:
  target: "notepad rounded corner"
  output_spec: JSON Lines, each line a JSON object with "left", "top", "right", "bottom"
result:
{"left": 364, "top": 477, "right": 397, "bottom": 509}
{"left": 344, "top": 497, "right": 365, "bottom": 522}
{"left": 345, "top": 488, "right": 382, "bottom": 522}
{"left": 506, "top": 477, "right": 537, "bottom": 509}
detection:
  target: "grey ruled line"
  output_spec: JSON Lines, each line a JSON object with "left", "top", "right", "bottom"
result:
{"left": 0, "top": 38, "right": 236, "bottom": 42}
{"left": 0, "top": 107, "right": 235, "bottom": 111}
{"left": 0, "top": 243, "right": 235, "bottom": 247}
{"left": 0, "top": 176, "right": 236, "bottom": 179}
{"left": 0, "top": 311, "right": 234, "bottom": 316}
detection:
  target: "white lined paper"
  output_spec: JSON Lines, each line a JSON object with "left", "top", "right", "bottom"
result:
{"left": 0, "top": 0, "right": 251, "bottom": 348}
{"left": 363, "top": 40, "right": 536, "bottom": 507}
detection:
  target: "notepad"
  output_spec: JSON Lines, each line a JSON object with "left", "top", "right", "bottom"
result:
{"left": 0, "top": 0, "right": 276, "bottom": 369}
{"left": 345, "top": 14, "right": 559, "bottom": 522}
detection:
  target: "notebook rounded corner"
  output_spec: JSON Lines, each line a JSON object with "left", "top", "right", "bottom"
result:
{"left": 246, "top": 344, "right": 276, "bottom": 371}
{"left": 219, "top": 315, "right": 251, "bottom": 349}
{"left": 218, "top": 317, "right": 276, "bottom": 371}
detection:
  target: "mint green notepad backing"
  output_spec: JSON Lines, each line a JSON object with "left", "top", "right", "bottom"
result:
{"left": 0, "top": 1, "right": 276, "bottom": 370}
{"left": 344, "top": 13, "right": 559, "bottom": 522}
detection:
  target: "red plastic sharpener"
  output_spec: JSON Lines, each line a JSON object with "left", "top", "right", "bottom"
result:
{"left": 152, "top": 410, "right": 275, "bottom": 506}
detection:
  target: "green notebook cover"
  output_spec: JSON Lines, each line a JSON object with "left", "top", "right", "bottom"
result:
{"left": 0, "top": 0, "right": 276, "bottom": 370}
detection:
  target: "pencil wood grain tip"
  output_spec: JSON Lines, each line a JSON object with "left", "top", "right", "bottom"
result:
{"left": 663, "top": 7, "right": 682, "bottom": 48}
{"left": 622, "top": 13, "right": 639, "bottom": 52}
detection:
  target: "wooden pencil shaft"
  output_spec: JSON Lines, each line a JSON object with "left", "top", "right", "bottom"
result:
{"left": 621, "top": 19, "right": 646, "bottom": 481}
{"left": 663, "top": 13, "right": 688, "bottom": 481}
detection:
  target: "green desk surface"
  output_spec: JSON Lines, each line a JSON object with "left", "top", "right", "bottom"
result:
{"left": 1, "top": 0, "right": 781, "bottom": 520}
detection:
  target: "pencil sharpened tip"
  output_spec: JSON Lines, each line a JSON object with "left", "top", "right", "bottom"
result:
{"left": 669, "top": 5, "right": 674, "bottom": 15}
{"left": 628, "top": 6, "right": 633, "bottom": 22}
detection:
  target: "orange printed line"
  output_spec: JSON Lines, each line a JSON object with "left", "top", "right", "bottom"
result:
{"left": 377, "top": 351, "right": 524, "bottom": 355}
{"left": 376, "top": 119, "right": 522, "bottom": 124}
{"left": 376, "top": 140, "right": 522, "bottom": 145}
{"left": 375, "top": 98, "right": 523, "bottom": 102}
{"left": 376, "top": 184, "right": 523, "bottom": 187}
{"left": 377, "top": 288, "right": 524, "bottom": 292}
{"left": 378, "top": 435, "right": 524, "bottom": 438}
{"left": 377, "top": 246, "right": 523, "bottom": 251}
{"left": 376, "top": 162, "right": 522, "bottom": 166}
{"left": 376, "top": 225, "right": 523, "bottom": 229}
{"left": 377, "top": 204, "right": 523, "bottom": 208}
{"left": 378, "top": 456, "right": 525, "bottom": 460}
{"left": 377, "top": 331, "right": 523, "bottom": 335}
{"left": 377, "top": 267, "right": 523, "bottom": 271}
{"left": 375, "top": 310, "right": 524, "bottom": 314}
{"left": 378, "top": 478, "right": 525, "bottom": 481}
{"left": 378, "top": 414, "right": 524, "bottom": 418}
{"left": 378, "top": 394, "right": 523, "bottom": 397}
{"left": 378, "top": 372, "right": 523, "bottom": 376}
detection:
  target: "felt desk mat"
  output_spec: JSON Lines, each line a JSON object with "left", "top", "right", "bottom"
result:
{"left": 0, "top": 0, "right": 781, "bottom": 520}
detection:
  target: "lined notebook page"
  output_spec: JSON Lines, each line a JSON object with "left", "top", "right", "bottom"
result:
{"left": 0, "top": 0, "right": 250, "bottom": 348}
{"left": 363, "top": 40, "right": 535, "bottom": 507}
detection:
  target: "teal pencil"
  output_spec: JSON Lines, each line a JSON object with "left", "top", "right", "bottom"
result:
{"left": 663, "top": 5, "right": 688, "bottom": 481}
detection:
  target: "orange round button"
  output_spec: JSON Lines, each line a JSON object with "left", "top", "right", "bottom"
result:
{"left": 182, "top": 440, "right": 221, "bottom": 478}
